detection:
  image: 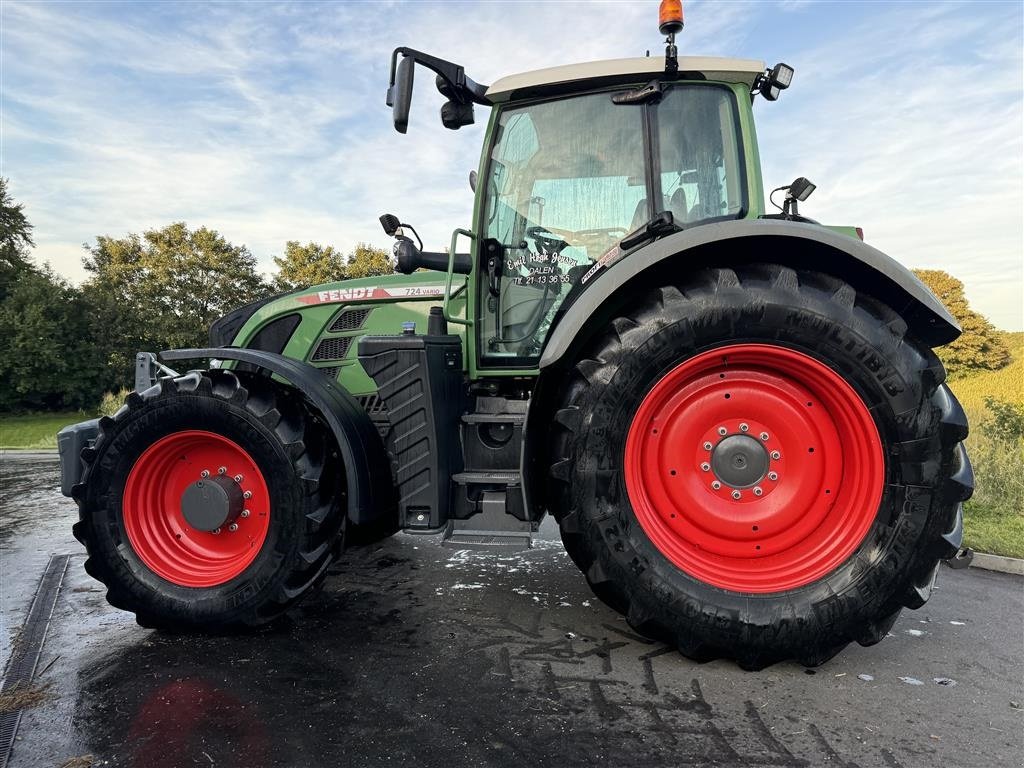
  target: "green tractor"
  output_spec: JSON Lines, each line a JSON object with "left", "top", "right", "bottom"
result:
{"left": 59, "top": 4, "right": 973, "bottom": 669}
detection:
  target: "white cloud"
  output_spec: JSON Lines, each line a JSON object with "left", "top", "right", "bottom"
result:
{"left": 3, "top": 0, "right": 1021, "bottom": 329}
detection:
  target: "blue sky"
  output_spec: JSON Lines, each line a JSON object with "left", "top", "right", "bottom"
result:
{"left": 3, "top": 0, "right": 1022, "bottom": 329}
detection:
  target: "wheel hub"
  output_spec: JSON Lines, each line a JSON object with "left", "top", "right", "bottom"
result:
{"left": 710, "top": 434, "right": 768, "bottom": 489}
{"left": 180, "top": 475, "right": 243, "bottom": 532}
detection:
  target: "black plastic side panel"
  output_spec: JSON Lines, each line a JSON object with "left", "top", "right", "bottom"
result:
{"left": 539, "top": 219, "right": 961, "bottom": 369}
{"left": 161, "top": 347, "right": 395, "bottom": 528}
{"left": 358, "top": 334, "right": 465, "bottom": 530}
{"left": 57, "top": 419, "right": 100, "bottom": 497}
{"left": 248, "top": 313, "right": 302, "bottom": 354}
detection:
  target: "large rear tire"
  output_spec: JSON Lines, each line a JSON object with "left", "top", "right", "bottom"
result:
{"left": 549, "top": 264, "right": 972, "bottom": 669}
{"left": 72, "top": 370, "right": 344, "bottom": 630}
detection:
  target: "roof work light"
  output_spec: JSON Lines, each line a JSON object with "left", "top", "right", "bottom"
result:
{"left": 659, "top": 0, "right": 684, "bottom": 35}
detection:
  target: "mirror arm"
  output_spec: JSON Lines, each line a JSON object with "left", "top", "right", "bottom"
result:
{"left": 387, "top": 47, "right": 490, "bottom": 106}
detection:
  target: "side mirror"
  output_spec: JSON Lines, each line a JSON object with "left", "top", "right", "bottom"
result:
{"left": 392, "top": 56, "right": 415, "bottom": 134}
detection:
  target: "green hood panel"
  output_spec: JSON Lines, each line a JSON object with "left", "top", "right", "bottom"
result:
{"left": 230, "top": 272, "right": 468, "bottom": 396}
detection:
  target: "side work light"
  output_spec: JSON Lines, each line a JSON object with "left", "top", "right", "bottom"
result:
{"left": 788, "top": 176, "right": 816, "bottom": 202}
{"left": 756, "top": 62, "right": 795, "bottom": 102}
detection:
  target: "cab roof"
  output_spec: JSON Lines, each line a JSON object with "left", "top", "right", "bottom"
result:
{"left": 486, "top": 56, "right": 765, "bottom": 103}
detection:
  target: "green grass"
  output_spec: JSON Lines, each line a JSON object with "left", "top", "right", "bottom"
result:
{"left": 0, "top": 411, "right": 90, "bottom": 450}
{"left": 963, "top": 503, "right": 1024, "bottom": 559}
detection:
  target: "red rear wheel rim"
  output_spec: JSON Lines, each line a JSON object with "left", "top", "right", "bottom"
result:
{"left": 123, "top": 430, "right": 271, "bottom": 587}
{"left": 624, "top": 344, "right": 884, "bottom": 593}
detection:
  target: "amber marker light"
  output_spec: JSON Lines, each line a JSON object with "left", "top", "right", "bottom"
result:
{"left": 659, "top": 0, "right": 684, "bottom": 35}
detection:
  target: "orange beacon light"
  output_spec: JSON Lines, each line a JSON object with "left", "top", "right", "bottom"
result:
{"left": 659, "top": 0, "right": 684, "bottom": 35}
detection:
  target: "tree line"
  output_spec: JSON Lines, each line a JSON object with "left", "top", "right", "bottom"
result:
{"left": 0, "top": 178, "right": 393, "bottom": 411}
{"left": 0, "top": 178, "right": 1014, "bottom": 412}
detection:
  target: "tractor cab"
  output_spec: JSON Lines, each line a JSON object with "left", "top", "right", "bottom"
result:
{"left": 383, "top": 17, "right": 793, "bottom": 370}
{"left": 478, "top": 66, "right": 752, "bottom": 363}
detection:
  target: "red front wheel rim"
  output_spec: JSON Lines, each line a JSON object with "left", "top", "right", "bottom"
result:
{"left": 123, "top": 430, "right": 271, "bottom": 587}
{"left": 624, "top": 344, "right": 885, "bottom": 593}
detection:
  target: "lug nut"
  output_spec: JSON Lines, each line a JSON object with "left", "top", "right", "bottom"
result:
{"left": 241, "top": 509, "right": 250, "bottom": 518}
{"left": 771, "top": 450, "right": 781, "bottom": 460}
{"left": 233, "top": 474, "right": 243, "bottom": 483}
{"left": 711, "top": 481, "right": 722, "bottom": 490}
{"left": 739, "top": 423, "right": 749, "bottom": 432}
{"left": 212, "top": 528, "right": 221, "bottom": 535}
{"left": 717, "top": 426, "right": 728, "bottom": 436}
{"left": 768, "top": 471, "right": 778, "bottom": 481}
{"left": 731, "top": 490, "right": 742, "bottom": 500}
{"left": 200, "top": 469, "right": 210, "bottom": 478}
{"left": 243, "top": 490, "right": 252, "bottom": 500}
{"left": 700, "top": 462, "right": 711, "bottom": 472}
{"left": 760, "top": 432, "right": 769, "bottom": 441}
{"left": 753, "top": 487, "right": 764, "bottom": 497}
{"left": 703, "top": 441, "right": 713, "bottom": 451}
{"left": 228, "top": 523, "right": 239, "bottom": 532}
{"left": 218, "top": 466, "right": 227, "bottom": 475}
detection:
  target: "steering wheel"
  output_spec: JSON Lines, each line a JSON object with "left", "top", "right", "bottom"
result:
{"left": 525, "top": 226, "right": 570, "bottom": 255}
{"left": 570, "top": 226, "right": 628, "bottom": 252}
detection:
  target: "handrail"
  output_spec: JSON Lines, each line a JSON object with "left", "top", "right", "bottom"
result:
{"left": 446, "top": 228, "right": 475, "bottom": 326}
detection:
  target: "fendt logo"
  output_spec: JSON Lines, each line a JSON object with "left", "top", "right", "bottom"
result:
{"left": 296, "top": 286, "right": 379, "bottom": 305}
{"left": 317, "top": 286, "right": 378, "bottom": 302}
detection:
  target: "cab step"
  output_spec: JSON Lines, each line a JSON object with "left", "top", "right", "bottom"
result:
{"left": 441, "top": 489, "right": 534, "bottom": 550}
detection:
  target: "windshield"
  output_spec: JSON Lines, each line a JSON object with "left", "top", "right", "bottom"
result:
{"left": 479, "top": 85, "right": 745, "bottom": 365}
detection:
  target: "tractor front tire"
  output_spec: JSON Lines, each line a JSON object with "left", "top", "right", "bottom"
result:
{"left": 72, "top": 370, "right": 344, "bottom": 631}
{"left": 549, "top": 264, "right": 972, "bottom": 669}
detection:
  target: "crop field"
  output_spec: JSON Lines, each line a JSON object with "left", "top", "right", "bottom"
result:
{"left": 949, "top": 332, "right": 1024, "bottom": 558}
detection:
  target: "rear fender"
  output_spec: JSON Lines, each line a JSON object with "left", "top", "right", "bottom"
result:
{"left": 162, "top": 347, "right": 396, "bottom": 529}
{"left": 539, "top": 218, "right": 960, "bottom": 370}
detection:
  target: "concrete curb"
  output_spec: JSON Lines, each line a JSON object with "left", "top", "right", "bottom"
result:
{"left": 0, "top": 449, "right": 59, "bottom": 459}
{"left": 970, "top": 552, "right": 1024, "bottom": 576}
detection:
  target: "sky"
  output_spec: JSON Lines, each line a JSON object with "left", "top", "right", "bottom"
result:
{"left": 2, "top": 0, "right": 1022, "bottom": 330}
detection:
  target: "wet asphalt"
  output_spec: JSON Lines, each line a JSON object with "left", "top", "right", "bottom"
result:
{"left": 0, "top": 454, "right": 1021, "bottom": 768}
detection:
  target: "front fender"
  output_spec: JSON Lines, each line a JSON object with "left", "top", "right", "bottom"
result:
{"left": 539, "top": 219, "right": 960, "bottom": 369}
{"left": 161, "top": 347, "right": 395, "bottom": 528}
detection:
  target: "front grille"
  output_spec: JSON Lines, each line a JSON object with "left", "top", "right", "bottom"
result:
{"left": 311, "top": 336, "right": 353, "bottom": 361}
{"left": 329, "top": 307, "right": 372, "bottom": 332}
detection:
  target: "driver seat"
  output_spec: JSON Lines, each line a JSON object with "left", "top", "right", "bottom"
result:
{"left": 668, "top": 188, "right": 689, "bottom": 225}
{"left": 630, "top": 188, "right": 690, "bottom": 231}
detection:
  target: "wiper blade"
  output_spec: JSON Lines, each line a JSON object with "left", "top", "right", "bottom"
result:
{"left": 611, "top": 79, "right": 665, "bottom": 105}
{"left": 619, "top": 210, "right": 681, "bottom": 251}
